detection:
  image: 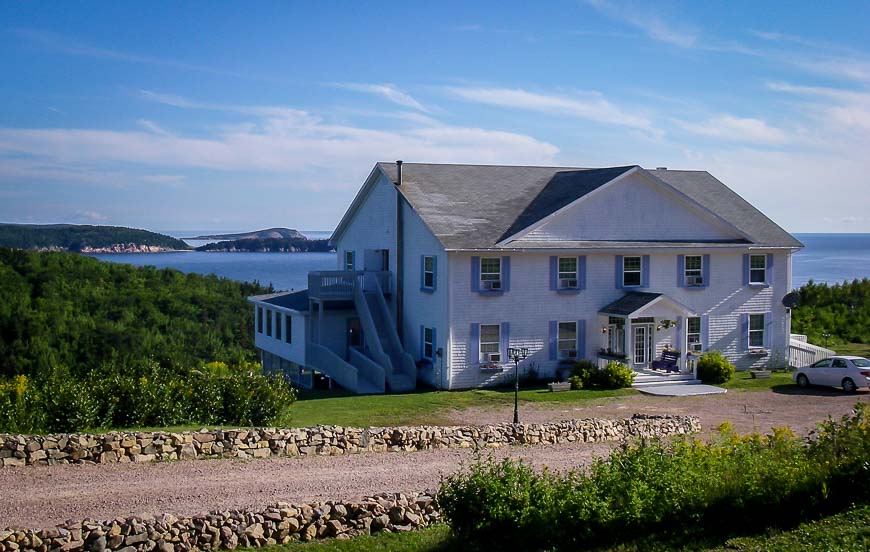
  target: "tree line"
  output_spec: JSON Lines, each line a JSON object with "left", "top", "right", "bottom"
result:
{"left": 0, "top": 223, "right": 190, "bottom": 251}
{"left": 791, "top": 278, "right": 870, "bottom": 345}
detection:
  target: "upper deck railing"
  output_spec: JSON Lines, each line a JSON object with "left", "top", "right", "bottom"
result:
{"left": 308, "top": 270, "right": 391, "bottom": 300}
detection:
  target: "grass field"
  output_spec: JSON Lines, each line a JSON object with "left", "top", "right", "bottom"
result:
{"left": 250, "top": 503, "right": 870, "bottom": 551}
{"left": 834, "top": 342, "right": 870, "bottom": 358}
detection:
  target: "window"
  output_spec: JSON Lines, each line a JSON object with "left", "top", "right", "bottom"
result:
{"left": 607, "top": 317, "right": 625, "bottom": 356}
{"left": 832, "top": 358, "right": 848, "bottom": 368}
{"left": 687, "top": 317, "right": 702, "bottom": 352}
{"left": 685, "top": 255, "right": 703, "bottom": 286}
{"left": 811, "top": 359, "right": 832, "bottom": 368}
{"left": 257, "top": 306, "right": 263, "bottom": 333}
{"left": 275, "top": 311, "right": 282, "bottom": 341}
{"left": 423, "top": 256, "right": 435, "bottom": 290}
{"left": 623, "top": 256, "right": 642, "bottom": 287}
{"left": 284, "top": 314, "right": 292, "bottom": 343}
{"left": 748, "top": 314, "right": 764, "bottom": 348}
{"left": 479, "top": 324, "right": 501, "bottom": 362}
{"left": 558, "top": 257, "right": 578, "bottom": 289}
{"left": 423, "top": 327, "right": 434, "bottom": 359}
{"left": 749, "top": 255, "right": 766, "bottom": 284}
{"left": 266, "top": 309, "right": 273, "bottom": 337}
{"left": 344, "top": 250, "right": 355, "bottom": 271}
{"left": 480, "top": 258, "right": 502, "bottom": 291}
{"left": 558, "top": 322, "right": 577, "bottom": 359}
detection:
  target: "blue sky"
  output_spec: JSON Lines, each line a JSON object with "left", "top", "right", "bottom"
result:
{"left": 1, "top": 1, "right": 869, "bottom": 233}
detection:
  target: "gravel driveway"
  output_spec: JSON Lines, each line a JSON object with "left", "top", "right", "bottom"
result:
{"left": 2, "top": 387, "right": 867, "bottom": 530}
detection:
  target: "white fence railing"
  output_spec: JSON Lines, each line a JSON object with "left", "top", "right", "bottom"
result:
{"left": 788, "top": 335, "right": 835, "bottom": 368}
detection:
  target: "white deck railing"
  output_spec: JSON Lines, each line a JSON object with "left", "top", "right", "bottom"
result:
{"left": 788, "top": 335, "right": 835, "bottom": 368}
{"left": 308, "top": 270, "right": 391, "bottom": 300}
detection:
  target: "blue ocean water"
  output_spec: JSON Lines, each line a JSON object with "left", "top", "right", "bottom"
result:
{"left": 89, "top": 231, "right": 869, "bottom": 291}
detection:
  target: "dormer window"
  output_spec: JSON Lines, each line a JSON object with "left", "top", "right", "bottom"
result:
{"left": 623, "top": 256, "right": 642, "bottom": 287}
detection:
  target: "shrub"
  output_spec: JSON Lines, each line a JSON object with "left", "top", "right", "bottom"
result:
{"left": 568, "top": 375, "right": 584, "bottom": 390}
{"left": 697, "top": 350, "right": 735, "bottom": 384}
{"left": 570, "top": 360, "right": 599, "bottom": 388}
{"left": 440, "top": 406, "right": 870, "bottom": 551}
{"left": 599, "top": 360, "right": 634, "bottom": 389}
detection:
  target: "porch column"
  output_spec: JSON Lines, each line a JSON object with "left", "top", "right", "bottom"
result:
{"left": 318, "top": 301, "right": 324, "bottom": 345}
{"left": 623, "top": 317, "right": 632, "bottom": 366}
{"left": 677, "top": 315, "right": 686, "bottom": 372}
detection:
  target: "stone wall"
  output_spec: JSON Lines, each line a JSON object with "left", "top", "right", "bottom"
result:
{"left": 0, "top": 492, "right": 438, "bottom": 551}
{"left": 0, "top": 414, "right": 700, "bottom": 468}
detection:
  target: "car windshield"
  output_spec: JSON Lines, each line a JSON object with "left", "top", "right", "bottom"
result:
{"left": 852, "top": 358, "right": 870, "bottom": 367}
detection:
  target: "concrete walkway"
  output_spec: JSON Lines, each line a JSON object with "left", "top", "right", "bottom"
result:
{"left": 637, "top": 384, "right": 727, "bottom": 396}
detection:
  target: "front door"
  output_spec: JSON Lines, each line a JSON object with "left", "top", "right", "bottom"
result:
{"left": 347, "top": 318, "right": 363, "bottom": 358}
{"left": 364, "top": 249, "right": 389, "bottom": 272}
{"left": 632, "top": 324, "right": 654, "bottom": 366}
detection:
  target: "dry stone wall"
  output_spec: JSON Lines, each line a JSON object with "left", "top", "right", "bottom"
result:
{"left": 0, "top": 414, "right": 700, "bottom": 468}
{"left": 0, "top": 492, "right": 438, "bottom": 551}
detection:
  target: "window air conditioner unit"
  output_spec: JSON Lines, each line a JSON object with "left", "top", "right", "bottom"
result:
{"left": 686, "top": 275, "right": 704, "bottom": 286}
{"left": 484, "top": 280, "right": 502, "bottom": 291}
{"left": 690, "top": 343, "right": 703, "bottom": 353}
{"left": 560, "top": 349, "right": 578, "bottom": 360}
{"left": 559, "top": 278, "right": 578, "bottom": 289}
{"left": 485, "top": 352, "right": 501, "bottom": 362}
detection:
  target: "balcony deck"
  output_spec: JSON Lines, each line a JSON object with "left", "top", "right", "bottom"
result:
{"left": 308, "top": 270, "right": 391, "bottom": 301}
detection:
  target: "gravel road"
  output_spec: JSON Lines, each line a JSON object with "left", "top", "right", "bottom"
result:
{"left": 2, "top": 387, "right": 866, "bottom": 530}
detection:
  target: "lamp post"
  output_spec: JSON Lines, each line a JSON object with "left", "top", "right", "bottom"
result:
{"left": 508, "top": 346, "right": 529, "bottom": 424}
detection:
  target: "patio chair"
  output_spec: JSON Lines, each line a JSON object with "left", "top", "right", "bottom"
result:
{"left": 651, "top": 350, "right": 680, "bottom": 373}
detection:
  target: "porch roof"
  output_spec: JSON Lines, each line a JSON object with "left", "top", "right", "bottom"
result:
{"left": 599, "top": 291, "right": 696, "bottom": 318}
{"left": 249, "top": 289, "right": 310, "bottom": 312}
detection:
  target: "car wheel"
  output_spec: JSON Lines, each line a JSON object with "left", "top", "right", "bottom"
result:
{"left": 842, "top": 378, "right": 857, "bottom": 393}
{"left": 796, "top": 374, "right": 809, "bottom": 387}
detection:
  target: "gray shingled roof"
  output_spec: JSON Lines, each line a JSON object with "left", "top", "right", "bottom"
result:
{"left": 250, "top": 290, "right": 309, "bottom": 312}
{"left": 599, "top": 292, "right": 662, "bottom": 316}
{"left": 378, "top": 162, "right": 802, "bottom": 250}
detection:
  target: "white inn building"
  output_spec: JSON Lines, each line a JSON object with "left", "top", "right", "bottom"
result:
{"left": 250, "top": 162, "right": 809, "bottom": 393}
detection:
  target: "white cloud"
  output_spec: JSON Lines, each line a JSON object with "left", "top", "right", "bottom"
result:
{"left": 676, "top": 115, "right": 789, "bottom": 144}
{"left": 73, "top": 210, "right": 108, "bottom": 222}
{"left": 444, "top": 86, "right": 653, "bottom": 130}
{"left": 331, "top": 83, "right": 429, "bottom": 112}
{"left": 584, "top": 0, "right": 699, "bottom": 47}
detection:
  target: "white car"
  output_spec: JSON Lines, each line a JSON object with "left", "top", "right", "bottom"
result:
{"left": 794, "top": 356, "right": 870, "bottom": 393}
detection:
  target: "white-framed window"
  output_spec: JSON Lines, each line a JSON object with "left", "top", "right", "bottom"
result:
{"left": 749, "top": 313, "right": 765, "bottom": 348}
{"left": 479, "top": 324, "right": 501, "bottom": 362}
{"left": 607, "top": 316, "right": 625, "bottom": 356}
{"left": 480, "top": 257, "right": 502, "bottom": 291}
{"left": 558, "top": 257, "right": 578, "bottom": 289}
{"left": 423, "top": 327, "right": 434, "bottom": 359}
{"left": 285, "top": 314, "right": 292, "bottom": 344}
{"left": 423, "top": 256, "right": 435, "bottom": 289}
{"left": 257, "top": 306, "right": 263, "bottom": 333}
{"left": 266, "top": 309, "right": 273, "bottom": 337}
{"left": 558, "top": 321, "right": 577, "bottom": 359}
{"left": 623, "top": 256, "right": 642, "bottom": 287}
{"left": 749, "top": 255, "right": 766, "bottom": 284}
{"left": 685, "top": 255, "right": 703, "bottom": 287}
{"left": 344, "top": 250, "right": 355, "bottom": 271}
{"left": 275, "top": 311, "right": 282, "bottom": 341}
{"left": 687, "top": 317, "right": 702, "bottom": 352}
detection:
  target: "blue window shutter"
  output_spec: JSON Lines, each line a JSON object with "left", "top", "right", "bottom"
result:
{"left": 740, "top": 314, "right": 749, "bottom": 351}
{"left": 742, "top": 254, "right": 750, "bottom": 286}
{"left": 615, "top": 256, "right": 623, "bottom": 289}
{"left": 420, "top": 325, "right": 425, "bottom": 358}
{"left": 420, "top": 255, "right": 426, "bottom": 290}
{"left": 702, "top": 254, "right": 710, "bottom": 288}
{"left": 549, "top": 320, "right": 557, "bottom": 361}
{"left": 763, "top": 312, "right": 772, "bottom": 349}
{"left": 469, "top": 323, "right": 480, "bottom": 365}
{"left": 578, "top": 256, "right": 587, "bottom": 290}
{"left": 677, "top": 255, "right": 685, "bottom": 287}
{"left": 766, "top": 254, "right": 774, "bottom": 287}
{"left": 701, "top": 315, "right": 709, "bottom": 351}
{"left": 500, "top": 322, "right": 510, "bottom": 360}
{"left": 641, "top": 255, "right": 650, "bottom": 288}
{"left": 471, "top": 257, "right": 480, "bottom": 292}
{"left": 577, "top": 319, "right": 586, "bottom": 359}
{"left": 502, "top": 257, "right": 511, "bottom": 292}
{"left": 433, "top": 256, "right": 437, "bottom": 290}
{"left": 549, "top": 256, "right": 558, "bottom": 290}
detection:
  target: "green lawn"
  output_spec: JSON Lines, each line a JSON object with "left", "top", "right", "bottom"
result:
{"left": 256, "top": 504, "right": 870, "bottom": 551}
{"left": 720, "top": 370, "right": 794, "bottom": 391}
{"left": 834, "top": 342, "right": 870, "bottom": 358}
{"left": 287, "top": 386, "right": 635, "bottom": 428}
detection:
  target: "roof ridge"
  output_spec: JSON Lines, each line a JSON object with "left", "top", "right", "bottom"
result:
{"left": 378, "top": 161, "right": 641, "bottom": 171}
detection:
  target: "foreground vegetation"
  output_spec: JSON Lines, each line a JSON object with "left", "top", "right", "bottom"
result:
{"left": 439, "top": 404, "right": 870, "bottom": 551}
{"left": 0, "top": 249, "right": 295, "bottom": 433}
{"left": 0, "top": 223, "right": 190, "bottom": 251}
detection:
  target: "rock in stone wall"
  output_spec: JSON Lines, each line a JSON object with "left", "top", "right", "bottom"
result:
{"left": 0, "top": 414, "right": 700, "bottom": 468}
{"left": 0, "top": 492, "right": 439, "bottom": 551}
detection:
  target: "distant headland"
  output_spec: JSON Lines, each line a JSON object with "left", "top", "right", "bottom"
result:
{"left": 0, "top": 223, "right": 191, "bottom": 253}
{"left": 185, "top": 228, "right": 307, "bottom": 241}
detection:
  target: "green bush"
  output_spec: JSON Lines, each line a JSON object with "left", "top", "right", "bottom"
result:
{"left": 697, "top": 350, "right": 735, "bottom": 384}
{"left": 440, "top": 405, "right": 870, "bottom": 551}
{"left": 570, "top": 359, "right": 598, "bottom": 388}
{"left": 599, "top": 360, "right": 634, "bottom": 389}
